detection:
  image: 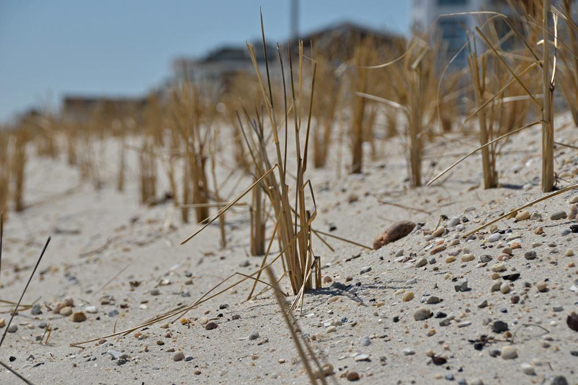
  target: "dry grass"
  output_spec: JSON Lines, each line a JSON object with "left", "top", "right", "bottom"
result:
{"left": 4, "top": 10, "right": 578, "bottom": 368}
{"left": 350, "top": 41, "right": 372, "bottom": 174}
{"left": 0, "top": 133, "right": 10, "bottom": 218}
{"left": 169, "top": 81, "right": 215, "bottom": 223}
{"left": 311, "top": 56, "right": 342, "bottom": 168}
{"left": 12, "top": 128, "right": 27, "bottom": 212}
{"left": 467, "top": 35, "right": 499, "bottom": 188}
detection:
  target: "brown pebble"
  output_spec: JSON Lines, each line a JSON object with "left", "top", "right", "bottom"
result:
{"left": 346, "top": 370, "right": 360, "bottom": 381}
{"left": 205, "top": 322, "right": 218, "bottom": 330}
{"left": 373, "top": 221, "right": 416, "bottom": 250}
{"left": 72, "top": 312, "right": 86, "bottom": 323}
{"left": 430, "top": 245, "right": 446, "bottom": 255}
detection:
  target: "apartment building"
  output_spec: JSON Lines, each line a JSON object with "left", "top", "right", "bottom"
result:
{"left": 411, "top": 0, "right": 565, "bottom": 67}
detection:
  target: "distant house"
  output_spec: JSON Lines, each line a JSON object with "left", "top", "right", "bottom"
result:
{"left": 171, "top": 41, "right": 275, "bottom": 86}
{"left": 170, "top": 22, "right": 403, "bottom": 88}
{"left": 295, "top": 21, "right": 403, "bottom": 62}
{"left": 62, "top": 96, "right": 148, "bottom": 123}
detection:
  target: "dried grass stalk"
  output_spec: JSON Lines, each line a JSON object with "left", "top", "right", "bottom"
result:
{"left": 542, "top": 0, "right": 555, "bottom": 193}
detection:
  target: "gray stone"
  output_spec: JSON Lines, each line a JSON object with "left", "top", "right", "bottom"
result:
{"left": 360, "top": 266, "right": 372, "bottom": 275}
{"left": 413, "top": 308, "right": 433, "bottom": 321}
{"left": 488, "top": 233, "right": 501, "bottom": 242}
{"left": 550, "top": 211, "right": 568, "bottom": 221}
{"left": 480, "top": 255, "right": 493, "bottom": 263}
{"left": 458, "top": 321, "right": 471, "bottom": 328}
{"left": 454, "top": 279, "right": 469, "bottom": 292}
{"left": 492, "top": 320, "right": 509, "bottom": 333}
{"left": 31, "top": 304, "right": 42, "bottom": 315}
{"left": 249, "top": 332, "right": 259, "bottom": 341}
{"left": 448, "top": 217, "right": 461, "bottom": 227}
{"left": 403, "top": 348, "right": 415, "bottom": 356}
{"left": 415, "top": 258, "right": 428, "bottom": 268}
{"left": 550, "top": 376, "right": 569, "bottom": 385}
{"left": 524, "top": 251, "right": 537, "bottom": 260}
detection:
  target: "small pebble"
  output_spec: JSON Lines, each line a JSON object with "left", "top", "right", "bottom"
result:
{"left": 537, "top": 282, "right": 548, "bottom": 292}
{"left": 448, "top": 217, "right": 461, "bottom": 227}
{"left": 525, "top": 251, "right": 537, "bottom": 260}
{"left": 31, "top": 304, "right": 42, "bottom": 315}
{"left": 205, "top": 322, "right": 218, "bottom": 330}
{"left": 346, "top": 370, "right": 360, "bottom": 381}
{"left": 521, "top": 363, "right": 536, "bottom": 375}
{"left": 414, "top": 308, "right": 433, "bottom": 321}
{"left": 415, "top": 258, "right": 427, "bottom": 268}
{"left": 488, "top": 233, "right": 501, "bottom": 242}
{"left": 491, "top": 263, "right": 507, "bottom": 272}
{"left": 550, "top": 211, "right": 567, "bottom": 220}
{"left": 72, "top": 312, "right": 87, "bottom": 323}
{"left": 249, "top": 332, "right": 259, "bottom": 340}
{"left": 515, "top": 211, "right": 530, "bottom": 221}
{"left": 500, "top": 283, "right": 511, "bottom": 294}
{"left": 501, "top": 346, "right": 518, "bottom": 359}
{"left": 60, "top": 306, "right": 73, "bottom": 317}
{"left": 402, "top": 291, "right": 414, "bottom": 302}
{"left": 492, "top": 321, "right": 509, "bottom": 333}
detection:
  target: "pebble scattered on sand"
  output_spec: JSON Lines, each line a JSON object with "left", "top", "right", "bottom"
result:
{"left": 414, "top": 308, "right": 433, "bottom": 321}
{"left": 488, "top": 233, "right": 501, "bottom": 242}
{"left": 550, "top": 211, "right": 567, "bottom": 221}
{"left": 60, "top": 306, "right": 73, "bottom": 316}
{"left": 346, "top": 370, "right": 360, "bottom": 381}
{"left": 205, "top": 322, "right": 218, "bottom": 330}
{"left": 501, "top": 346, "right": 518, "bottom": 360}
{"left": 72, "top": 312, "right": 87, "bottom": 322}
{"left": 402, "top": 291, "right": 414, "bottom": 302}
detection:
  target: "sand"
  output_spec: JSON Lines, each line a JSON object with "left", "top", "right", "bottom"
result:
{"left": 1, "top": 112, "right": 578, "bottom": 385}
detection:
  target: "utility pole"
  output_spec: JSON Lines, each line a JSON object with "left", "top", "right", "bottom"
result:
{"left": 291, "top": 0, "right": 299, "bottom": 40}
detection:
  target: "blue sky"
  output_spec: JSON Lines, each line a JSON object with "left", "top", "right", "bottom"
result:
{"left": 0, "top": 1, "right": 410, "bottom": 123}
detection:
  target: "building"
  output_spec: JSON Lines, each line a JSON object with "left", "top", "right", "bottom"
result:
{"left": 171, "top": 41, "right": 275, "bottom": 87}
{"left": 296, "top": 21, "right": 403, "bottom": 62}
{"left": 412, "top": 0, "right": 567, "bottom": 67}
{"left": 62, "top": 96, "right": 148, "bottom": 123}
{"left": 413, "top": 0, "right": 499, "bottom": 67}
{"left": 171, "top": 22, "right": 402, "bottom": 88}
